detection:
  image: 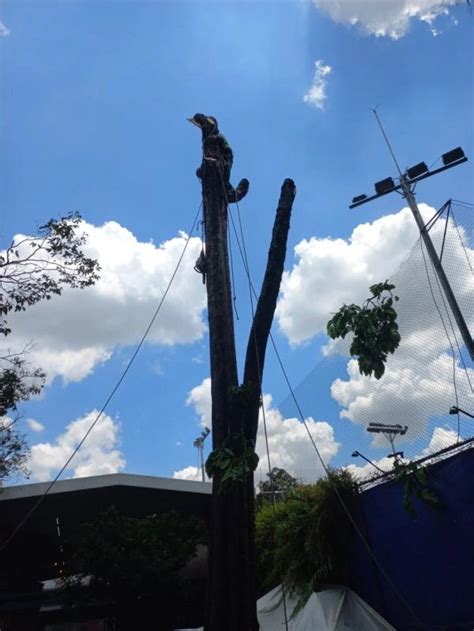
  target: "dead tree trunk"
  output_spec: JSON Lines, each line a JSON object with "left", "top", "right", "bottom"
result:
{"left": 195, "top": 123, "right": 296, "bottom": 631}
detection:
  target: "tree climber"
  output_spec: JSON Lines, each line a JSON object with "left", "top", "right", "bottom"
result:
{"left": 187, "top": 113, "right": 249, "bottom": 203}
{"left": 188, "top": 113, "right": 249, "bottom": 283}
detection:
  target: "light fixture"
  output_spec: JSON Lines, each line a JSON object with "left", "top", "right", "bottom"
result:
{"left": 442, "top": 147, "right": 465, "bottom": 166}
{"left": 349, "top": 137, "right": 472, "bottom": 360}
{"left": 366, "top": 422, "right": 408, "bottom": 459}
{"left": 193, "top": 427, "right": 211, "bottom": 482}
{"left": 387, "top": 451, "right": 404, "bottom": 459}
{"left": 352, "top": 194, "right": 368, "bottom": 205}
{"left": 449, "top": 406, "right": 474, "bottom": 419}
{"left": 374, "top": 177, "right": 396, "bottom": 195}
{"left": 406, "top": 161, "right": 428, "bottom": 180}
{"left": 366, "top": 423, "right": 408, "bottom": 436}
{"left": 351, "top": 450, "right": 385, "bottom": 473}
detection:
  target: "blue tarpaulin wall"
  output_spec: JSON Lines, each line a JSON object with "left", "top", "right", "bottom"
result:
{"left": 350, "top": 446, "right": 474, "bottom": 630}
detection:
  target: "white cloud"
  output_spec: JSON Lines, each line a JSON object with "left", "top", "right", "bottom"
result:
{"left": 346, "top": 425, "right": 459, "bottom": 480}
{"left": 26, "top": 418, "right": 45, "bottom": 433}
{"left": 256, "top": 394, "right": 340, "bottom": 482}
{"left": 173, "top": 465, "right": 206, "bottom": 481}
{"left": 276, "top": 205, "right": 423, "bottom": 345}
{"left": 346, "top": 455, "right": 394, "bottom": 481}
{"left": 420, "top": 425, "right": 459, "bottom": 457}
{"left": 27, "top": 410, "right": 125, "bottom": 481}
{"left": 186, "top": 377, "right": 212, "bottom": 428}
{"left": 313, "top": 0, "right": 457, "bottom": 39}
{"left": 182, "top": 379, "right": 340, "bottom": 483}
{"left": 277, "top": 202, "right": 473, "bottom": 450}
{"left": 3, "top": 221, "right": 206, "bottom": 384}
{"left": 0, "top": 21, "right": 9, "bottom": 37}
{"left": 0, "top": 416, "right": 13, "bottom": 429}
{"left": 328, "top": 210, "right": 473, "bottom": 442}
{"left": 303, "top": 60, "right": 333, "bottom": 110}
{"left": 331, "top": 353, "right": 473, "bottom": 442}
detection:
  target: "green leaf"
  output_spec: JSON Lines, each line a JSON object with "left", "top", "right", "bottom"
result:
{"left": 326, "top": 282, "right": 400, "bottom": 380}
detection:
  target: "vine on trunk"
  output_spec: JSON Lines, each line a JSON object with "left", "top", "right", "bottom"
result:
{"left": 205, "top": 433, "right": 259, "bottom": 493}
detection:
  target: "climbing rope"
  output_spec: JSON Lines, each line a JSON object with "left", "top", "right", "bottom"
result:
{"left": 217, "top": 166, "right": 426, "bottom": 628}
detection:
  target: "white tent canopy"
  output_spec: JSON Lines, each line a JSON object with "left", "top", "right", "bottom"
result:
{"left": 257, "top": 585, "right": 395, "bottom": 631}
{"left": 177, "top": 584, "right": 395, "bottom": 631}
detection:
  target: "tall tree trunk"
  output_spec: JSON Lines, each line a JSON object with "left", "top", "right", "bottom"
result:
{"left": 201, "top": 159, "right": 295, "bottom": 630}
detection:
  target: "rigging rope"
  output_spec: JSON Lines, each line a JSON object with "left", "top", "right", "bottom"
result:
{"left": 0, "top": 202, "right": 203, "bottom": 555}
{"left": 218, "top": 167, "right": 290, "bottom": 631}
{"left": 228, "top": 220, "right": 240, "bottom": 320}
{"left": 220, "top": 169, "right": 426, "bottom": 627}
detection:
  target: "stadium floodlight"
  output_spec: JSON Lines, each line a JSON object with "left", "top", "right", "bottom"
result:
{"left": 352, "top": 194, "right": 368, "bottom": 205}
{"left": 442, "top": 146, "right": 465, "bottom": 166}
{"left": 406, "top": 161, "right": 428, "bottom": 180}
{"left": 348, "top": 113, "right": 473, "bottom": 361}
{"left": 367, "top": 422, "right": 408, "bottom": 435}
{"left": 449, "top": 406, "right": 474, "bottom": 419}
{"left": 367, "top": 422, "right": 408, "bottom": 458}
{"left": 193, "top": 427, "right": 211, "bottom": 482}
{"left": 351, "top": 451, "right": 385, "bottom": 473}
{"left": 374, "top": 177, "right": 396, "bottom": 195}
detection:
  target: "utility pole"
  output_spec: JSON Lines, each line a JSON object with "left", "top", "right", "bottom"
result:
{"left": 350, "top": 113, "right": 473, "bottom": 360}
{"left": 188, "top": 113, "right": 296, "bottom": 630}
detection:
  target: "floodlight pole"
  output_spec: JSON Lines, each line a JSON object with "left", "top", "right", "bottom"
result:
{"left": 350, "top": 126, "right": 473, "bottom": 360}
{"left": 399, "top": 176, "right": 474, "bottom": 360}
{"left": 194, "top": 428, "right": 210, "bottom": 482}
{"left": 193, "top": 437, "right": 205, "bottom": 482}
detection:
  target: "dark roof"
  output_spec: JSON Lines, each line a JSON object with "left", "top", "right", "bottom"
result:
{"left": 0, "top": 473, "right": 211, "bottom": 590}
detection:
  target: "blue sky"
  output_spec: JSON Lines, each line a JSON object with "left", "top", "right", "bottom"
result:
{"left": 1, "top": 0, "right": 473, "bottom": 484}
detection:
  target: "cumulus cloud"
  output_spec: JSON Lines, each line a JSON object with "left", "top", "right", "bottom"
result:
{"left": 180, "top": 378, "right": 340, "bottom": 483}
{"left": 346, "top": 455, "right": 394, "bottom": 481}
{"left": 27, "top": 410, "right": 125, "bottom": 481}
{"left": 328, "top": 210, "right": 473, "bottom": 443}
{"left": 255, "top": 394, "right": 340, "bottom": 482}
{"left": 303, "top": 60, "right": 333, "bottom": 110}
{"left": 186, "top": 377, "right": 212, "bottom": 428}
{"left": 420, "top": 426, "right": 459, "bottom": 456}
{"left": 331, "top": 354, "right": 473, "bottom": 443}
{"left": 0, "top": 416, "right": 13, "bottom": 429}
{"left": 277, "top": 202, "right": 473, "bottom": 452}
{"left": 0, "top": 21, "right": 9, "bottom": 37}
{"left": 4, "top": 221, "right": 206, "bottom": 383}
{"left": 173, "top": 465, "right": 208, "bottom": 481}
{"left": 347, "top": 425, "right": 459, "bottom": 480}
{"left": 26, "top": 418, "right": 45, "bottom": 433}
{"left": 313, "top": 0, "right": 458, "bottom": 39}
{"left": 276, "top": 204, "right": 424, "bottom": 345}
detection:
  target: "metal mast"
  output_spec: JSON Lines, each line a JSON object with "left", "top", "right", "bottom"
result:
{"left": 350, "top": 113, "right": 473, "bottom": 360}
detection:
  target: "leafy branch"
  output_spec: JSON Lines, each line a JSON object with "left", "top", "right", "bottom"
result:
{"left": 391, "top": 459, "right": 442, "bottom": 519}
{"left": 0, "top": 212, "right": 100, "bottom": 336}
{"left": 0, "top": 212, "right": 100, "bottom": 482}
{"left": 327, "top": 281, "right": 401, "bottom": 379}
{"left": 205, "top": 433, "right": 259, "bottom": 493}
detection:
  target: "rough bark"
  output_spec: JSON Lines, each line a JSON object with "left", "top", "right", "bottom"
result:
{"left": 243, "top": 178, "right": 296, "bottom": 444}
{"left": 201, "top": 162, "right": 296, "bottom": 631}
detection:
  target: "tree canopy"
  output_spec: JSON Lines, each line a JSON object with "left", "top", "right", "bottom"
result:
{"left": 61, "top": 507, "right": 207, "bottom": 629}
{"left": 255, "top": 469, "right": 358, "bottom": 611}
{"left": 256, "top": 467, "right": 299, "bottom": 505}
{"left": 63, "top": 507, "right": 206, "bottom": 595}
{"left": 0, "top": 212, "right": 100, "bottom": 480}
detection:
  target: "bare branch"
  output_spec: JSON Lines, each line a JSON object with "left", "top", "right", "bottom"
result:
{"left": 243, "top": 178, "right": 296, "bottom": 442}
